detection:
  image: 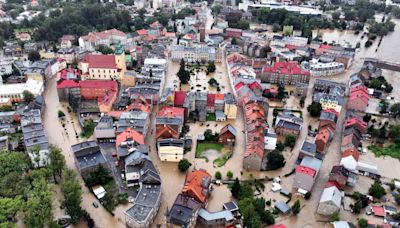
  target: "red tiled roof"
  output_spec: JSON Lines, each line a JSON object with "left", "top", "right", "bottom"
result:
{"left": 234, "top": 81, "right": 244, "bottom": 91}
{"left": 296, "top": 165, "right": 316, "bottom": 177}
{"left": 342, "top": 147, "right": 360, "bottom": 161}
{"left": 56, "top": 79, "right": 79, "bottom": 89}
{"left": 116, "top": 127, "right": 144, "bottom": 147}
{"left": 262, "top": 61, "right": 310, "bottom": 76}
{"left": 136, "top": 29, "right": 148, "bottom": 36}
{"left": 174, "top": 91, "right": 186, "bottom": 106}
{"left": 157, "top": 106, "right": 185, "bottom": 119}
{"left": 83, "top": 54, "right": 117, "bottom": 69}
{"left": 207, "top": 93, "right": 216, "bottom": 106}
{"left": 371, "top": 205, "right": 385, "bottom": 217}
{"left": 324, "top": 108, "right": 339, "bottom": 117}
{"left": 182, "top": 170, "right": 212, "bottom": 204}
{"left": 285, "top": 44, "right": 298, "bottom": 50}
{"left": 156, "top": 125, "right": 179, "bottom": 139}
{"left": 79, "top": 80, "right": 117, "bottom": 89}
{"left": 325, "top": 181, "right": 341, "bottom": 189}
{"left": 267, "top": 225, "right": 287, "bottom": 228}
{"left": 349, "top": 85, "right": 369, "bottom": 104}
{"left": 320, "top": 44, "right": 332, "bottom": 49}
{"left": 248, "top": 81, "right": 262, "bottom": 91}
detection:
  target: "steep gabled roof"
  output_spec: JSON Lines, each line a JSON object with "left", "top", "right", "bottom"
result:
{"left": 182, "top": 170, "right": 212, "bottom": 204}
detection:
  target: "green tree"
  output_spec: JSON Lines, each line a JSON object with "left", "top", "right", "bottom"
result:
{"left": 265, "top": 150, "right": 285, "bottom": 170}
{"left": 370, "top": 78, "right": 381, "bottom": 89}
{"left": 102, "top": 193, "right": 116, "bottom": 213}
{"left": 215, "top": 171, "right": 222, "bottom": 180}
{"left": 58, "top": 110, "right": 65, "bottom": 118}
{"left": 208, "top": 78, "right": 218, "bottom": 87}
{"left": 49, "top": 145, "right": 65, "bottom": 183}
{"left": 231, "top": 37, "right": 237, "bottom": 45}
{"left": 299, "top": 96, "right": 305, "bottom": 107}
{"left": 358, "top": 218, "right": 368, "bottom": 228}
{"left": 0, "top": 197, "right": 23, "bottom": 226}
{"left": 227, "top": 171, "right": 233, "bottom": 179}
{"left": 390, "top": 103, "right": 400, "bottom": 117}
{"left": 23, "top": 90, "right": 35, "bottom": 103}
{"left": 28, "top": 50, "right": 41, "bottom": 62}
{"left": 24, "top": 178, "right": 53, "bottom": 228}
{"left": 231, "top": 178, "right": 241, "bottom": 198}
{"left": 178, "top": 159, "right": 191, "bottom": 172}
{"left": 352, "top": 199, "right": 363, "bottom": 213}
{"left": 80, "top": 119, "right": 96, "bottom": 138}
{"left": 291, "top": 199, "right": 301, "bottom": 215}
{"left": 207, "top": 61, "right": 216, "bottom": 73}
{"left": 177, "top": 59, "right": 190, "bottom": 84}
{"left": 61, "top": 169, "right": 83, "bottom": 224}
{"left": 96, "top": 45, "right": 114, "bottom": 54}
{"left": 307, "top": 102, "right": 323, "bottom": 117}
{"left": 211, "top": 4, "right": 223, "bottom": 14}
{"left": 305, "top": 191, "right": 312, "bottom": 199}
{"left": 277, "top": 85, "right": 285, "bottom": 100}
{"left": 368, "top": 181, "right": 386, "bottom": 198}
{"left": 284, "top": 134, "right": 296, "bottom": 148}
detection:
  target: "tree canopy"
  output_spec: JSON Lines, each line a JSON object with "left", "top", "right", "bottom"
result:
{"left": 307, "top": 102, "right": 323, "bottom": 117}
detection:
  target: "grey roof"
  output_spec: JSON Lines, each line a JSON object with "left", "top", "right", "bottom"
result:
{"left": 75, "top": 150, "right": 106, "bottom": 170}
{"left": 320, "top": 110, "right": 338, "bottom": 123}
{"left": 313, "top": 93, "right": 345, "bottom": 106}
{"left": 95, "top": 116, "right": 114, "bottom": 129}
{"left": 156, "top": 114, "right": 183, "bottom": 125}
{"left": 384, "top": 205, "right": 397, "bottom": 212}
{"left": 276, "top": 120, "right": 302, "bottom": 131}
{"left": 215, "top": 110, "right": 226, "bottom": 119}
{"left": 301, "top": 141, "right": 317, "bottom": 155}
{"left": 300, "top": 156, "right": 322, "bottom": 173}
{"left": 275, "top": 201, "right": 291, "bottom": 214}
{"left": 125, "top": 184, "right": 161, "bottom": 223}
{"left": 220, "top": 123, "right": 237, "bottom": 137}
{"left": 157, "top": 138, "right": 184, "bottom": 147}
{"left": 168, "top": 194, "right": 202, "bottom": 227}
{"left": 319, "top": 186, "right": 342, "bottom": 208}
{"left": 223, "top": 202, "right": 239, "bottom": 211}
{"left": 198, "top": 209, "right": 234, "bottom": 222}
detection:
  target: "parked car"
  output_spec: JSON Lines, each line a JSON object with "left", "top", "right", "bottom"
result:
{"left": 92, "top": 202, "right": 99, "bottom": 208}
{"left": 112, "top": 152, "right": 117, "bottom": 157}
{"left": 114, "top": 161, "right": 119, "bottom": 167}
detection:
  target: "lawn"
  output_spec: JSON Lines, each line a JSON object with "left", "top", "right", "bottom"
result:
{"left": 206, "top": 113, "right": 216, "bottom": 121}
{"left": 196, "top": 142, "right": 223, "bottom": 160}
{"left": 213, "top": 147, "right": 233, "bottom": 167}
{"left": 369, "top": 144, "right": 400, "bottom": 160}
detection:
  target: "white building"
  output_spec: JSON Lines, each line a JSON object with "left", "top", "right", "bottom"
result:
{"left": 157, "top": 139, "right": 184, "bottom": 162}
{"left": 270, "top": 36, "right": 309, "bottom": 47}
{"left": 78, "top": 29, "right": 127, "bottom": 51}
{"left": 0, "top": 59, "right": 13, "bottom": 79}
{"left": 317, "top": 186, "right": 342, "bottom": 215}
{"left": 305, "top": 61, "right": 345, "bottom": 77}
{"left": 170, "top": 45, "right": 222, "bottom": 63}
{"left": 0, "top": 79, "right": 44, "bottom": 102}
{"left": 264, "top": 130, "right": 277, "bottom": 151}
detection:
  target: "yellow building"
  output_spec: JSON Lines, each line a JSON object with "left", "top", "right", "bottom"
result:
{"left": 224, "top": 103, "right": 237, "bottom": 119}
{"left": 319, "top": 98, "right": 342, "bottom": 113}
{"left": 80, "top": 54, "right": 120, "bottom": 80}
{"left": 157, "top": 139, "right": 184, "bottom": 162}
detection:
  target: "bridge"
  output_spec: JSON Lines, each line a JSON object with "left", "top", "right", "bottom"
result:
{"left": 363, "top": 58, "right": 400, "bottom": 72}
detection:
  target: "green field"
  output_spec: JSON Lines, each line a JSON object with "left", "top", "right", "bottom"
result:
{"left": 196, "top": 143, "right": 223, "bottom": 158}
{"left": 368, "top": 144, "right": 400, "bottom": 160}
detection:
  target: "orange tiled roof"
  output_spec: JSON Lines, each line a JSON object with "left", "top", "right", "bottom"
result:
{"left": 182, "top": 170, "right": 211, "bottom": 204}
{"left": 116, "top": 127, "right": 144, "bottom": 147}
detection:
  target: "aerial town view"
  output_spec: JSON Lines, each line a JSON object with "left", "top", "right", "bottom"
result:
{"left": 3, "top": 0, "right": 400, "bottom": 228}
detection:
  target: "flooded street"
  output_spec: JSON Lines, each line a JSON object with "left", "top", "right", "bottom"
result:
{"left": 38, "top": 12, "right": 400, "bottom": 228}
{"left": 42, "top": 78, "right": 125, "bottom": 228}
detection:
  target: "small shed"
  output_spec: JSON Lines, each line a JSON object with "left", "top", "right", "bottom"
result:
{"left": 274, "top": 201, "right": 291, "bottom": 214}
{"left": 92, "top": 185, "right": 106, "bottom": 199}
